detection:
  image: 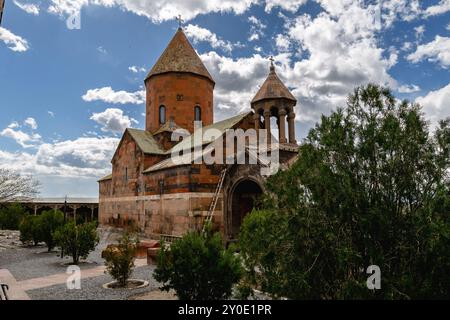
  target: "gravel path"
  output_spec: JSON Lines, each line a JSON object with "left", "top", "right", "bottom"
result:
{"left": 27, "top": 265, "right": 159, "bottom": 300}
{"left": 1, "top": 227, "right": 164, "bottom": 300}
{"left": 0, "top": 227, "right": 122, "bottom": 281}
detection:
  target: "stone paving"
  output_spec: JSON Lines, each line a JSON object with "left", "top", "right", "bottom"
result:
{"left": 0, "top": 227, "right": 163, "bottom": 300}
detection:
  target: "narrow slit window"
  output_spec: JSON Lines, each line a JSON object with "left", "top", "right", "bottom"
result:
{"left": 194, "top": 105, "right": 201, "bottom": 122}
{"left": 159, "top": 105, "right": 166, "bottom": 125}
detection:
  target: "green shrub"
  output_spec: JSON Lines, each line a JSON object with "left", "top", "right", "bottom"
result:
{"left": 103, "top": 233, "right": 138, "bottom": 287}
{"left": 39, "top": 210, "right": 64, "bottom": 252}
{"left": 19, "top": 215, "right": 42, "bottom": 246}
{"left": 0, "top": 203, "right": 27, "bottom": 230}
{"left": 154, "top": 230, "right": 242, "bottom": 300}
{"left": 54, "top": 222, "right": 99, "bottom": 264}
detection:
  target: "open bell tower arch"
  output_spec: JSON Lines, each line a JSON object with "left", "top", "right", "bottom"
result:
{"left": 251, "top": 58, "right": 297, "bottom": 145}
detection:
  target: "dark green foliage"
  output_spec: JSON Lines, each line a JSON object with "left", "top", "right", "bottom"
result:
{"left": 103, "top": 233, "right": 138, "bottom": 287}
{"left": 239, "top": 84, "right": 450, "bottom": 299}
{"left": 0, "top": 203, "right": 27, "bottom": 230}
{"left": 154, "top": 230, "right": 242, "bottom": 300}
{"left": 38, "top": 210, "right": 64, "bottom": 252}
{"left": 54, "top": 222, "right": 99, "bottom": 264}
{"left": 19, "top": 215, "right": 42, "bottom": 246}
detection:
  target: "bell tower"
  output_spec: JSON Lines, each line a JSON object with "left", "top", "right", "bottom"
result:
{"left": 144, "top": 27, "right": 215, "bottom": 134}
{"left": 251, "top": 59, "right": 297, "bottom": 145}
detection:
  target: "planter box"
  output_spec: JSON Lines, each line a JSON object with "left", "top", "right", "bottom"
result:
{"left": 147, "top": 247, "right": 160, "bottom": 265}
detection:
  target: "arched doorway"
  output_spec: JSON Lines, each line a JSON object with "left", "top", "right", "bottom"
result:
{"left": 229, "top": 179, "right": 263, "bottom": 240}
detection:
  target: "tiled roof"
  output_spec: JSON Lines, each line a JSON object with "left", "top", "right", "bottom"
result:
{"left": 98, "top": 173, "right": 112, "bottom": 182}
{"left": 153, "top": 120, "right": 182, "bottom": 135}
{"left": 143, "top": 112, "right": 253, "bottom": 173}
{"left": 165, "top": 111, "right": 252, "bottom": 155}
{"left": 127, "top": 128, "right": 166, "bottom": 155}
{"left": 251, "top": 64, "right": 296, "bottom": 104}
{"left": 145, "top": 28, "right": 214, "bottom": 84}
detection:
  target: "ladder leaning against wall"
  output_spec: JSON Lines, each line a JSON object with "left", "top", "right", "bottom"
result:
{"left": 202, "top": 167, "right": 228, "bottom": 233}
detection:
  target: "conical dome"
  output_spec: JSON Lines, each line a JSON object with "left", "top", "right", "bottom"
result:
{"left": 251, "top": 63, "right": 296, "bottom": 104}
{"left": 145, "top": 28, "right": 214, "bottom": 84}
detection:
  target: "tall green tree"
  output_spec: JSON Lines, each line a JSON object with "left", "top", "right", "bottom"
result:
{"left": 0, "top": 203, "right": 27, "bottom": 230}
{"left": 54, "top": 222, "right": 99, "bottom": 264}
{"left": 240, "top": 84, "right": 450, "bottom": 299}
{"left": 39, "top": 210, "right": 64, "bottom": 252}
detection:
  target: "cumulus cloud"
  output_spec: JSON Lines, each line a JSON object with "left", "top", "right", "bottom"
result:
{"left": 128, "top": 66, "right": 146, "bottom": 73}
{"left": 13, "top": 1, "right": 40, "bottom": 15}
{"left": 398, "top": 84, "right": 421, "bottom": 94}
{"left": 248, "top": 15, "right": 266, "bottom": 42}
{"left": 424, "top": 0, "right": 450, "bottom": 17}
{"left": 407, "top": 36, "right": 450, "bottom": 68}
{"left": 0, "top": 127, "right": 41, "bottom": 148}
{"left": 0, "top": 27, "right": 29, "bottom": 52}
{"left": 0, "top": 136, "right": 119, "bottom": 179}
{"left": 47, "top": 0, "right": 257, "bottom": 22}
{"left": 264, "top": 0, "right": 307, "bottom": 13}
{"left": 184, "top": 24, "right": 237, "bottom": 53}
{"left": 283, "top": 1, "right": 397, "bottom": 123}
{"left": 24, "top": 117, "right": 38, "bottom": 130}
{"left": 90, "top": 108, "right": 138, "bottom": 133}
{"left": 82, "top": 86, "right": 145, "bottom": 104}
{"left": 275, "top": 34, "right": 291, "bottom": 52}
{"left": 416, "top": 83, "right": 450, "bottom": 127}
{"left": 46, "top": 0, "right": 313, "bottom": 23}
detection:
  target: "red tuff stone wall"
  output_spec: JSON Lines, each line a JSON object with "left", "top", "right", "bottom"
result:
{"left": 145, "top": 73, "right": 214, "bottom": 134}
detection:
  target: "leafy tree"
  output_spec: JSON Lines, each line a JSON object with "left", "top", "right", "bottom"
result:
{"left": 0, "top": 203, "right": 27, "bottom": 230}
{"left": 154, "top": 229, "right": 242, "bottom": 300}
{"left": 103, "top": 232, "right": 138, "bottom": 287}
{"left": 239, "top": 84, "right": 450, "bottom": 299}
{"left": 39, "top": 210, "right": 64, "bottom": 252}
{"left": 54, "top": 222, "right": 99, "bottom": 264}
{"left": 19, "top": 215, "right": 42, "bottom": 246}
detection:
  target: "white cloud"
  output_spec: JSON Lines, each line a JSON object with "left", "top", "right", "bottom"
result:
{"left": 416, "top": 83, "right": 450, "bottom": 127}
{"left": 47, "top": 0, "right": 258, "bottom": 23}
{"left": 46, "top": 0, "right": 311, "bottom": 24}
{"left": 90, "top": 108, "right": 138, "bottom": 133}
{"left": 13, "top": 1, "right": 40, "bottom": 15}
{"left": 264, "top": 0, "right": 307, "bottom": 13}
{"left": 275, "top": 34, "right": 291, "bottom": 52}
{"left": 0, "top": 127, "right": 41, "bottom": 148}
{"left": 0, "top": 136, "right": 119, "bottom": 179}
{"left": 284, "top": 2, "right": 397, "bottom": 123}
{"left": 0, "top": 27, "right": 29, "bottom": 52}
{"left": 398, "top": 84, "right": 421, "bottom": 94}
{"left": 407, "top": 36, "right": 450, "bottom": 68}
{"left": 424, "top": 0, "right": 450, "bottom": 17}
{"left": 447, "top": 23, "right": 450, "bottom": 31}
{"left": 184, "top": 24, "right": 236, "bottom": 53}
{"left": 200, "top": 51, "right": 275, "bottom": 120}
{"left": 48, "top": 111, "right": 55, "bottom": 118}
{"left": 248, "top": 15, "right": 266, "bottom": 42}
{"left": 414, "top": 25, "right": 425, "bottom": 39}
{"left": 82, "top": 86, "right": 145, "bottom": 104}
{"left": 7, "top": 122, "right": 20, "bottom": 129}
{"left": 24, "top": 117, "right": 38, "bottom": 130}
{"left": 97, "top": 46, "right": 107, "bottom": 54}
{"left": 128, "top": 66, "right": 146, "bottom": 73}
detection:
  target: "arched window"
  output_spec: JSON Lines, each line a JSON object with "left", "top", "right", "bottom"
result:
{"left": 194, "top": 105, "right": 202, "bottom": 122}
{"left": 159, "top": 105, "right": 166, "bottom": 125}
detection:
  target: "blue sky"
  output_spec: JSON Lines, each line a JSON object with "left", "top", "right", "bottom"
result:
{"left": 0, "top": 0, "right": 449, "bottom": 197}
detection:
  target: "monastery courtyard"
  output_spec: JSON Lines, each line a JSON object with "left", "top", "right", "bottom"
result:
{"left": 0, "top": 228, "right": 173, "bottom": 300}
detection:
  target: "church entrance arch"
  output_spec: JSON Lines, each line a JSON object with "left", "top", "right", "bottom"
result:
{"left": 228, "top": 178, "right": 263, "bottom": 240}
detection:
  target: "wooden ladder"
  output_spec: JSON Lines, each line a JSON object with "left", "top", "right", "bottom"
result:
{"left": 202, "top": 168, "right": 227, "bottom": 233}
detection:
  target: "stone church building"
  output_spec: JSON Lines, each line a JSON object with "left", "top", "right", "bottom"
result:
{"left": 98, "top": 27, "right": 298, "bottom": 242}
